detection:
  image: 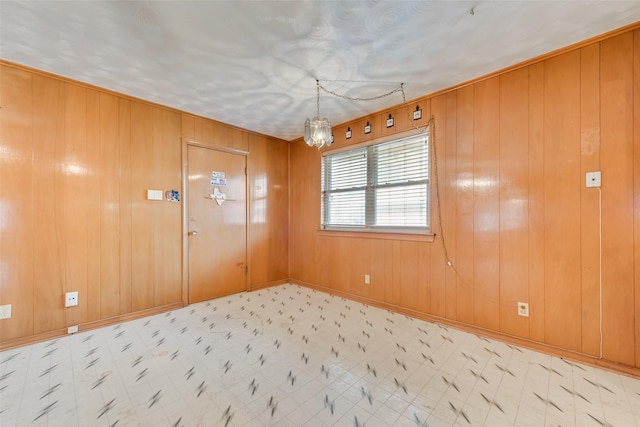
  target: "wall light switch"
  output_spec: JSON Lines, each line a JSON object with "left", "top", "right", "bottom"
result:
{"left": 147, "top": 189, "right": 163, "bottom": 200}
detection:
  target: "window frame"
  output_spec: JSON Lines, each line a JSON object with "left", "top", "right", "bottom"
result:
{"left": 320, "top": 130, "right": 432, "bottom": 236}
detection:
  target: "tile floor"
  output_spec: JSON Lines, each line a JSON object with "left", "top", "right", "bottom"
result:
{"left": 1, "top": 284, "right": 640, "bottom": 427}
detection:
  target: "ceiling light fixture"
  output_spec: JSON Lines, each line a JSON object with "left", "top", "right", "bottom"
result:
{"left": 304, "top": 80, "right": 333, "bottom": 149}
{"left": 305, "top": 80, "right": 429, "bottom": 148}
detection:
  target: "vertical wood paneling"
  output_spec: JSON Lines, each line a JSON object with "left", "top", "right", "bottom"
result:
{"left": 214, "top": 122, "right": 230, "bottom": 147}
{"left": 397, "top": 242, "right": 421, "bottom": 311}
{"left": 287, "top": 26, "right": 640, "bottom": 371}
{"left": 579, "top": 43, "right": 602, "bottom": 357}
{"left": 600, "top": 33, "right": 635, "bottom": 365}
{"left": 249, "top": 135, "right": 271, "bottom": 284}
{"left": 288, "top": 142, "right": 302, "bottom": 280}
{"left": 119, "top": 98, "right": 132, "bottom": 314}
{"left": 382, "top": 240, "right": 394, "bottom": 304}
{"left": 195, "top": 117, "right": 214, "bottom": 143}
{"left": 473, "top": 77, "right": 500, "bottom": 331}
{"left": 182, "top": 114, "right": 195, "bottom": 140}
{"left": 151, "top": 107, "right": 165, "bottom": 307}
{"left": 344, "top": 238, "right": 359, "bottom": 295}
{"left": 159, "top": 109, "right": 182, "bottom": 305}
{"left": 543, "top": 51, "right": 582, "bottom": 352}
{"left": 321, "top": 237, "right": 340, "bottom": 290}
{"left": 455, "top": 86, "right": 475, "bottom": 325}
{"left": 444, "top": 92, "right": 458, "bottom": 321}
{"left": 3, "top": 24, "right": 640, "bottom": 371}
{"left": 231, "top": 127, "right": 249, "bottom": 152}
{"left": 0, "top": 66, "right": 34, "bottom": 340}
{"left": 417, "top": 242, "right": 431, "bottom": 313}
{"left": 63, "top": 83, "right": 88, "bottom": 327}
{"left": 430, "top": 95, "right": 447, "bottom": 318}
{"left": 288, "top": 141, "right": 306, "bottom": 281}
{"left": 182, "top": 114, "right": 288, "bottom": 294}
{"left": 316, "top": 235, "right": 331, "bottom": 288}
{"left": 248, "top": 135, "right": 289, "bottom": 287}
{"left": 86, "top": 89, "right": 101, "bottom": 322}
{"left": 366, "top": 239, "right": 386, "bottom": 302}
{"left": 336, "top": 238, "right": 352, "bottom": 292}
{"left": 131, "top": 102, "right": 155, "bottom": 311}
{"left": 352, "top": 239, "right": 369, "bottom": 298}
{"left": 387, "top": 241, "right": 403, "bottom": 306}
{"left": 498, "top": 68, "right": 530, "bottom": 338}
{"left": 99, "top": 92, "right": 121, "bottom": 318}
{"left": 302, "top": 145, "right": 323, "bottom": 285}
{"left": 32, "top": 74, "right": 65, "bottom": 334}
{"left": 2, "top": 64, "right": 287, "bottom": 348}
{"left": 201, "top": 118, "right": 215, "bottom": 143}
{"left": 192, "top": 115, "right": 203, "bottom": 141}
{"left": 634, "top": 29, "right": 640, "bottom": 369}
{"left": 528, "top": 62, "right": 546, "bottom": 343}
{"left": 346, "top": 239, "right": 362, "bottom": 296}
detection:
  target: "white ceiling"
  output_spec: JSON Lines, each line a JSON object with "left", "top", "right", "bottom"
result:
{"left": 1, "top": 1, "right": 639, "bottom": 141}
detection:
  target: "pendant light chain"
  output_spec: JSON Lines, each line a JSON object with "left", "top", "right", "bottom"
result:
{"left": 317, "top": 81, "right": 403, "bottom": 102}
{"left": 304, "top": 80, "right": 333, "bottom": 148}
{"left": 397, "top": 84, "right": 451, "bottom": 266}
{"left": 316, "top": 80, "right": 321, "bottom": 117}
{"left": 426, "top": 115, "right": 453, "bottom": 268}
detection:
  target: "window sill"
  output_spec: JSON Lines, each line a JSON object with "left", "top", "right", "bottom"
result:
{"left": 318, "top": 229, "right": 435, "bottom": 242}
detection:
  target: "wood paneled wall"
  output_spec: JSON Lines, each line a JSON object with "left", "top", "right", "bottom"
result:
{"left": 180, "top": 115, "right": 290, "bottom": 289}
{"left": 0, "top": 63, "right": 289, "bottom": 347}
{"left": 2, "top": 25, "right": 638, "bottom": 374}
{"left": 289, "top": 27, "right": 640, "bottom": 371}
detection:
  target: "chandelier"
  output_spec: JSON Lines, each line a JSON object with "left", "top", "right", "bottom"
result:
{"left": 304, "top": 80, "right": 428, "bottom": 149}
{"left": 304, "top": 80, "right": 333, "bottom": 149}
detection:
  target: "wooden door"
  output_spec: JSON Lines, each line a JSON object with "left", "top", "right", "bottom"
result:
{"left": 187, "top": 145, "right": 247, "bottom": 303}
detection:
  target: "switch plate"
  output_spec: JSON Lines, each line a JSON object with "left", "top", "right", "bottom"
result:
{"left": 586, "top": 171, "right": 601, "bottom": 188}
{"left": 68, "top": 325, "right": 79, "bottom": 334}
{"left": 0, "top": 304, "right": 11, "bottom": 319}
{"left": 65, "top": 291, "right": 78, "bottom": 307}
{"left": 364, "top": 274, "right": 370, "bottom": 285}
{"left": 517, "top": 302, "right": 529, "bottom": 317}
{"left": 147, "top": 189, "right": 163, "bottom": 200}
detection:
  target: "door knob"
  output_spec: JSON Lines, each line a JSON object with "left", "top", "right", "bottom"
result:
{"left": 188, "top": 231, "right": 198, "bottom": 236}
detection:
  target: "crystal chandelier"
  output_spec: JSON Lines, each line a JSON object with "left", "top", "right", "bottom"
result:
{"left": 304, "top": 80, "right": 333, "bottom": 149}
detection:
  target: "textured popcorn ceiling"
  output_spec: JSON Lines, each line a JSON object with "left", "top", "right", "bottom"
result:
{"left": 1, "top": 1, "right": 639, "bottom": 141}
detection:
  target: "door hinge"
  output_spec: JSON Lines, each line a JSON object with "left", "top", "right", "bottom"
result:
{"left": 244, "top": 166, "right": 247, "bottom": 175}
{"left": 245, "top": 265, "right": 248, "bottom": 274}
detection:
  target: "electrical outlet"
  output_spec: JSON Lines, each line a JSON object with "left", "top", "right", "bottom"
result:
{"left": 364, "top": 274, "right": 370, "bottom": 285}
{"left": 0, "top": 304, "right": 11, "bottom": 319}
{"left": 68, "top": 325, "right": 78, "bottom": 334}
{"left": 517, "top": 302, "right": 529, "bottom": 317}
{"left": 65, "top": 291, "right": 78, "bottom": 307}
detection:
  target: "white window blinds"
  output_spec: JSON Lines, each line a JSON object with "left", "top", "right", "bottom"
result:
{"left": 321, "top": 133, "right": 430, "bottom": 232}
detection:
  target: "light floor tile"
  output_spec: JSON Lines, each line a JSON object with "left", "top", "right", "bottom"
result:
{"left": 1, "top": 284, "right": 639, "bottom": 426}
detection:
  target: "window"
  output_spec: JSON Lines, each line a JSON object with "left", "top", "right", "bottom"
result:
{"left": 321, "top": 133, "right": 430, "bottom": 233}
